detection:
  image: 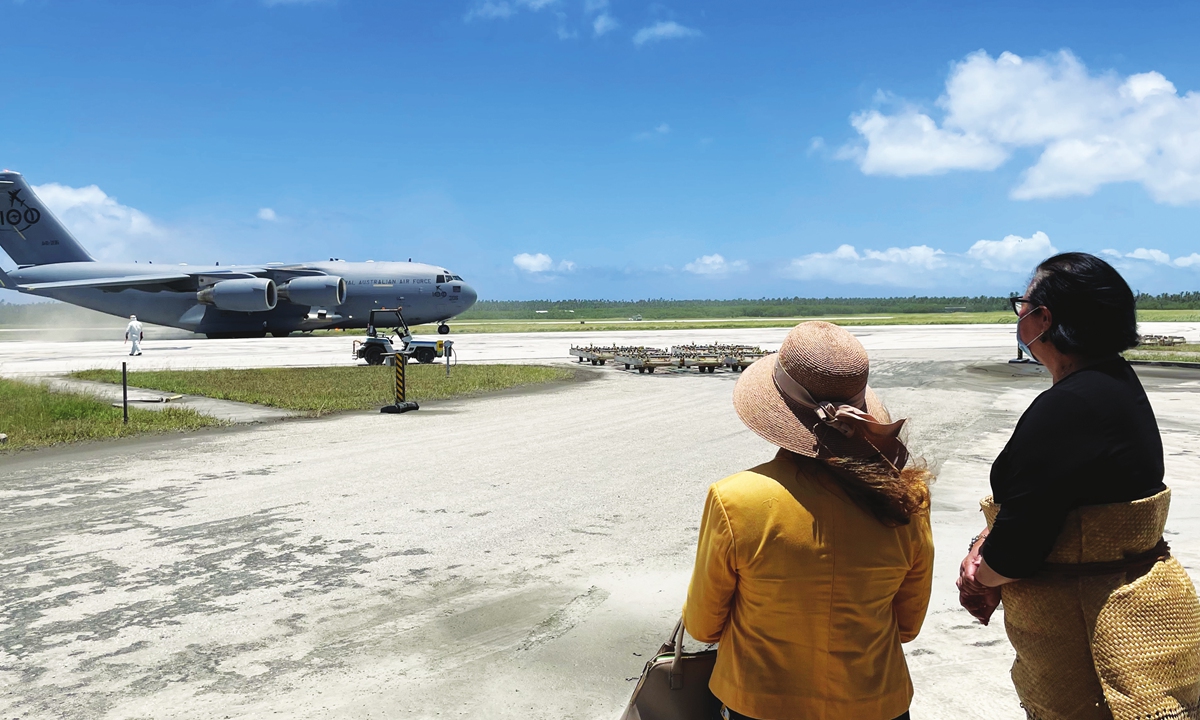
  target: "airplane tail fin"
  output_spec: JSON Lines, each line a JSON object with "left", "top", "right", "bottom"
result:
{"left": 0, "top": 171, "right": 94, "bottom": 266}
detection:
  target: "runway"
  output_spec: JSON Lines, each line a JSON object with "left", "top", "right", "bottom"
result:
{"left": 3, "top": 322, "right": 1197, "bottom": 377}
{"left": 4, "top": 324, "right": 1200, "bottom": 719}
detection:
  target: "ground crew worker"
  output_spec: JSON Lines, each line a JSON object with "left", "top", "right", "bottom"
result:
{"left": 125, "top": 315, "right": 144, "bottom": 356}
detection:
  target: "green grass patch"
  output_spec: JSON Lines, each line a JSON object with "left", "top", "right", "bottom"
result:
{"left": 1126, "top": 343, "right": 1200, "bottom": 364}
{"left": 0, "top": 378, "right": 222, "bottom": 452}
{"left": 71, "top": 364, "right": 576, "bottom": 416}
{"left": 1136, "top": 310, "right": 1200, "bottom": 322}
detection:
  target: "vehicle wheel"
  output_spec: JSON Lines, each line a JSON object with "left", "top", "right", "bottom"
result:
{"left": 270, "top": 331, "right": 292, "bottom": 338}
{"left": 415, "top": 348, "right": 437, "bottom": 364}
{"left": 638, "top": 368, "right": 645, "bottom": 374}
{"left": 648, "top": 367, "right": 656, "bottom": 374}
{"left": 599, "top": 359, "right": 606, "bottom": 365}
{"left": 437, "top": 324, "right": 451, "bottom": 335}
{"left": 624, "top": 364, "right": 630, "bottom": 369}
{"left": 364, "top": 346, "right": 385, "bottom": 366}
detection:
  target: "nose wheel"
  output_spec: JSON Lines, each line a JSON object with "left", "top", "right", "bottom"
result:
{"left": 437, "top": 323, "right": 450, "bottom": 335}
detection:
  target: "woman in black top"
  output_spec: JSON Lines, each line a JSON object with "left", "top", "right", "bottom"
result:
{"left": 957, "top": 253, "right": 1200, "bottom": 720}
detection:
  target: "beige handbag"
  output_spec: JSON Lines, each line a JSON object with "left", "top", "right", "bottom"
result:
{"left": 621, "top": 619, "right": 719, "bottom": 720}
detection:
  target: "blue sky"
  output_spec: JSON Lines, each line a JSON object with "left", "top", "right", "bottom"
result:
{"left": 2, "top": 0, "right": 1199, "bottom": 301}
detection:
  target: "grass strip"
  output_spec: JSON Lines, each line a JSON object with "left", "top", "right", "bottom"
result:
{"left": 1126, "top": 343, "right": 1200, "bottom": 364}
{"left": 71, "top": 364, "right": 575, "bottom": 416}
{"left": 0, "top": 378, "right": 222, "bottom": 452}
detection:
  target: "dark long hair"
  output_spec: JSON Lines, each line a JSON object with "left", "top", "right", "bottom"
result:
{"left": 823, "top": 456, "right": 932, "bottom": 527}
{"left": 1027, "top": 252, "right": 1139, "bottom": 356}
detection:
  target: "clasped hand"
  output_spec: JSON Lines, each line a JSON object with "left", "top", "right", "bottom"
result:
{"left": 957, "top": 538, "right": 1001, "bottom": 625}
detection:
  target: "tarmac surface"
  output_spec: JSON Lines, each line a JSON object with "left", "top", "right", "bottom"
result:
{"left": 4, "top": 324, "right": 1200, "bottom": 719}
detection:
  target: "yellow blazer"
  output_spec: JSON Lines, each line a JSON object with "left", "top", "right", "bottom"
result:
{"left": 683, "top": 450, "right": 934, "bottom": 720}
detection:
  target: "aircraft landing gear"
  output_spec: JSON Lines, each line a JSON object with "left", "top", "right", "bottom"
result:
{"left": 437, "top": 323, "right": 450, "bottom": 335}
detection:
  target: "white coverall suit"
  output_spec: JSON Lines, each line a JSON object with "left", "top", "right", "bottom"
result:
{"left": 126, "top": 317, "right": 144, "bottom": 356}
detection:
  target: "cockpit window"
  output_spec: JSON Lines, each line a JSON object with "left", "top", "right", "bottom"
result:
{"left": 452, "top": 275, "right": 463, "bottom": 281}
{"left": 436, "top": 274, "right": 446, "bottom": 284}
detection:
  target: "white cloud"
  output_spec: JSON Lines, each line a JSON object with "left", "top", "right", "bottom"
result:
{"left": 1106, "top": 247, "right": 1200, "bottom": 269}
{"left": 966, "top": 231, "right": 1057, "bottom": 272}
{"left": 633, "top": 20, "right": 702, "bottom": 46}
{"left": 684, "top": 254, "right": 748, "bottom": 276}
{"left": 555, "top": 19, "right": 577, "bottom": 39}
{"left": 513, "top": 252, "right": 575, "bottom": 273}
{"left": 786, "top": 244, "right": 949, "bottom": 287}
{"left": 465, "top": 0, "right": 555, "bottom": 21}
{"left": 844, "top": 50, "right": 1200, "bottom": 204}
{"left": 593, "top": 13, "right": 618, "bottom": 36}
{"left": 785, "top": 233, "right": 1060, "bottom": 288}
{"left": 1126, "top": 247, "right": 1172, "bottom": 265}
{"left": 257, "top": 207, "right": 278, "bottom": 221}
{"left": 845, "top": 108, "right": 1008, "bottom": 176}
{"left": 514, "top": 252, "right": 553, "bottom": 272}
{"left": 32, "top": 183, "right": 164, "bottom": 261}
{"left": 466, "top": 1, "right": 515, "bottom": 19}
{"left": 635, "top": 122, "right": 671, "bottom": 140}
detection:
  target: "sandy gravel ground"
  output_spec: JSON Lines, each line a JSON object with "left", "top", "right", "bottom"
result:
{"left": 4, "top": 326, "right": 1200, "bottom": 719}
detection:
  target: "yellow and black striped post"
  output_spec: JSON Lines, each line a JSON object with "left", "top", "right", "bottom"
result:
{"left": 381, "top": 351, "right": 419, "bottom": 413}
{"left": 395, "top": 352, "right": 405, "bottom": 404}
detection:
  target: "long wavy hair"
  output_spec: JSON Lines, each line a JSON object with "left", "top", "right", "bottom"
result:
{"left": 822, "top": 455, "right": 933, "bottom": 527}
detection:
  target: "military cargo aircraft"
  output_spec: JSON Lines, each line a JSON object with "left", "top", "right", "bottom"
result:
{"left": 0, "top": 171, "right": 477, "bottom": 337}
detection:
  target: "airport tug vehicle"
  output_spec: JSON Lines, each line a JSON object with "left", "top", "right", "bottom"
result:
{"left": 353, "top": 308, "right": 454, "bottom": 366}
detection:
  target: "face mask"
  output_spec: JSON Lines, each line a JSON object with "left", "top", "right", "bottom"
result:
{"left": 1016, "top": 306, "right": 1046, "bottom": 361}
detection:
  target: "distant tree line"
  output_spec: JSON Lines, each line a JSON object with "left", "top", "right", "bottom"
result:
{"left": 459, "top": 292, "right": 1200, "bottom": 319}
{"left": 458, "top": 297, "right": 1013, "bottom": 320}
{"left": 1133, "top": 292, "right": 1200, "bottom": 310}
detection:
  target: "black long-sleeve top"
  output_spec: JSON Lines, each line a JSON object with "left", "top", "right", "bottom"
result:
{"left": 980, "top": 356, "right": 1166, "bottom": 579}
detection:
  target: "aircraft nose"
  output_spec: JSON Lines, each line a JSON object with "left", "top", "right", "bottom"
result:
{"left": 459, "top": 282, "right": 478, "bottom": 309}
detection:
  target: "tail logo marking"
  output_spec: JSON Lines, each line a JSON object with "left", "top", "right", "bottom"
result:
{"left": 0, "top": 187, "right": 41, "bottom": 232}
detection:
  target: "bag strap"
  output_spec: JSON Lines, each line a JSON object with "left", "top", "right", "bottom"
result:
{"left": 1039, "top": 539, "right": 1171, "bottom": 577}
{"left": 669, "top": 618, "right": 686, "bottom": 690}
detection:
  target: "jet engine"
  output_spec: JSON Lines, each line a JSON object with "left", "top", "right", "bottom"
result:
{"left": 278, "top": 276, "right": 347, "bottom": 307}
{"left": 196, "top": 278, "right": 278, "bottom": 312}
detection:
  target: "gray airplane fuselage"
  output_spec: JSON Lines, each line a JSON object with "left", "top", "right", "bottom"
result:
{"left": 9, "top": 260, "right": 477, "bottom": 336}
{"left": 6, "top": 260, "right": 478, "bottom": 336}
{"left": 0, "top": 171, "right": 477, "bottom": 337}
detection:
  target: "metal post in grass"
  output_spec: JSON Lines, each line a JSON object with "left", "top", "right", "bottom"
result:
{"left": 380, "top": 351, "right": 419, "bottom": 414}
{"left": 121, "top": 362, "right": 129, "bottom": 424}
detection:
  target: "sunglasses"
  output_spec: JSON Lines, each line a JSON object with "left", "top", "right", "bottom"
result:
{"left": 1009, "top": 297, "right": 1042, "bottom": 317}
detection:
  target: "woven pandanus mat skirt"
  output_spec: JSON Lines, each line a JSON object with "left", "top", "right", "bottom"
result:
{"left": 981, "top": 490, "right": 1200, "bottom": 720}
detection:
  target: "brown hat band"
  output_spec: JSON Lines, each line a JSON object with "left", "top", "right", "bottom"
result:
{"left": 772, "top": 357, "right": 910, "bottom": 469}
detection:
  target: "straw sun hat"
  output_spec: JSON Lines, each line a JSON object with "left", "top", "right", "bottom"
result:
{"left": 734, "top": 321, "right": 909, "bottom": 469}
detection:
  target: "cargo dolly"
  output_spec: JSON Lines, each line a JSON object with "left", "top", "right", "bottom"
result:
{"left": 570, "top": 345, "right": 617, "bottom": 366}
{"left": 614, "top": 348, "right": 675, "bottom": 374}
{"left": 1138, "top": 334, "right": 1187, "bottom": 346}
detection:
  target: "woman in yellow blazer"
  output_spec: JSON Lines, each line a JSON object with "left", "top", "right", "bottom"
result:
{"left": 684, "top": 321, "right": 934, "bottom": 720}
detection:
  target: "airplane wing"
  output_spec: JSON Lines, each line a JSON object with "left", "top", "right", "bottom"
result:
{"left": 16, "top": 272, "right": 193, "bottom": 291}
{"left": 16, "top": 267, "right": 330, "bottom": 292}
